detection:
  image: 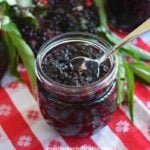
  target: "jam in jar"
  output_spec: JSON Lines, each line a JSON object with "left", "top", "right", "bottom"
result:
{"left": 105, "top": 0, "right": 150, "bottom": 31}
{"left": 36, "top": 32, "right": 118, "bottom": 136}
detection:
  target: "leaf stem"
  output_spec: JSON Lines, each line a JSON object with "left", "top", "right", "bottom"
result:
{"left": 95, "top": 0, "right": 108, "bottom": 31}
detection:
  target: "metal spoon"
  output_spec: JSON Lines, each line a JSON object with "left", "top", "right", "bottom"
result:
{"left": 67, "top": 18, "right": 150, "bottom": 77}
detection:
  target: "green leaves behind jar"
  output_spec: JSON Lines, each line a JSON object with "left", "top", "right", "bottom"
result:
{"left": 1, "top": 0, "right": 36, "bottom": 91}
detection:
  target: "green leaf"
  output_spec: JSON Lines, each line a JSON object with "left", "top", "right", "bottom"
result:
{"left": 129, "top": 62, "right": 150, "bottom": 84}
{"left": 0, "top": 1, "right": 10, "bottom": 15}
{"left": 7, "top": 0, "right": 16, "bottom": 5}
{"left": 0, "top": 0, "right": 32, "bottom": 7}
{"left": 122, "top": 44, "right": 150, "bottom": 61}
{"left": 117, "top": 54, "right": 126, "bottom": 105}
{"left": 16, "top": 0, "right": 32, "bottom": 7}
{"left": 4, "top": 32, "right": 21, "bottom": 78}
{"left": 124, "top": 62, "right": 134, "bottom": 122}
{"left": 8, "top": 32, "right": 36, "bottom": 91}
{"left": 105, "top": 32, "right": 150, "bottom": 61}
{"left": 2, "top": 19, "right": 21, "bottom": 36}
{"left": 95, "top": 0, "right": 108, "bottom": 31}
{"left": 1, "top": 16, "right": 10, "bottom": 27}
{"left": 21, "top": 9, "right": 38, "bottom": 29}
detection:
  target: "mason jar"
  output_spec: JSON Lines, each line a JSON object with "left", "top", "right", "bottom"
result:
{"left": 35, "top": 32, "right": 118, "bottom": 137}
{"left": 105, "top": 0, "right": 150, "bottom": 31}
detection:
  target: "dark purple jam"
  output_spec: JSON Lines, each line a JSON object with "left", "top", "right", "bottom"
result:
{"left": 38, "top": 85, "right": 117, "bottom": 136}
{"left": 105, "top": 0, "right": 150, "bottom": 31}
{"left": 41, "top": 43, "right": 110, "bottom": 86}
{"left": 36, "top": 34, "right": 118, "bottom": 136}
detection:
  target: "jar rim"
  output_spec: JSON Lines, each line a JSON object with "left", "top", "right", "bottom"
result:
{"left": 36, "top": 32, "right": 118, "bottom": 93}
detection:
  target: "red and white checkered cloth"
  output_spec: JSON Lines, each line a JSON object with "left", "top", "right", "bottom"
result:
{"left": 0, "top": 31, "right": 150, "bottom": 150}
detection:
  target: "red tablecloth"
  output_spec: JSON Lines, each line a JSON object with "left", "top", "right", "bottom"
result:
{"left": 0, "top": 31, "right": 150, "bottom": 150}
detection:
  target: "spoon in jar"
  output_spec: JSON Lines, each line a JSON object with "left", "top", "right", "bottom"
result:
{"left": 67, "top": 18, "right": 150, "bottom": 77}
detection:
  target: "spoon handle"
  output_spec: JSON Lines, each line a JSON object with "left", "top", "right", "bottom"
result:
{"left": 98, "top": 18, "right": 150, "bottom": 64}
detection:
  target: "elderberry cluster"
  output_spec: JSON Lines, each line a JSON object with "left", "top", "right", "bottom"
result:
{"left": 12, "top": 0, "right": 99, "bottom": 55}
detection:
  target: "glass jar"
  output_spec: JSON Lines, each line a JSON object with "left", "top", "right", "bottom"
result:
{"left": 35, "top": 32, "right": 118, "bottom": 137}
{"left": 105, "top": 0, "right": 150, "bottom": 31}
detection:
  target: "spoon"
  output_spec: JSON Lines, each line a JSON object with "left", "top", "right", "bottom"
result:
{"left": 67, "top": 18, "right": 150, "bottom": 77}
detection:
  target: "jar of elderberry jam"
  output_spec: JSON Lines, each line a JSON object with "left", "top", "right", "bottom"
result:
{"left": 105, "top": 0, "right": 150, "bottom": 31}
{"left": 36, "top": 32, "right": 118, "bottom": 137}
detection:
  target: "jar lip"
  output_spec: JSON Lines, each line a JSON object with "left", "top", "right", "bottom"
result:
{"left": 36, "top": 32, "right": 118, "bottom": 92}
